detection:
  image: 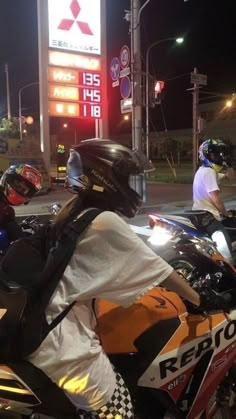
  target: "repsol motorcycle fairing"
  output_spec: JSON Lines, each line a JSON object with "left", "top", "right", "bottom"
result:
{"left": 1, "top": 209, "right": 236, "bottom": 417}
{"left": 0, "top": 287, "right": 236, "bottom": 417}
{"left": 96, "top": 287, "right": 236, "bottom": 419}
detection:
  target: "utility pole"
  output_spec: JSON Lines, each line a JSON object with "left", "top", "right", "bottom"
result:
{"left": 190, "top": 68, "right": 208, "bottom": 176}
{"left": 192, "top": 67, "right": 199, "bottom": 176}
{"left": 130, "top": 0, "right": 150, "bottom": 199}
{"left": 4, "top": 63, "right": 11, "bottom": 120}
{"left": 131, "top": 0, "right": 142, "bottom": 152}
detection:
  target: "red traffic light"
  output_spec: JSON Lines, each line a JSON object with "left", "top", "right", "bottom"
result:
{"left": 155, "top": 81, "right": 165, "bottom": 93}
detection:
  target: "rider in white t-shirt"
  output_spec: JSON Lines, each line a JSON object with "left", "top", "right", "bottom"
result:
{"left": 29, "top": 139, "right": 223, "bottom": 418}
{"left": 193, "top": 138, "right": 235, "bottom": 263}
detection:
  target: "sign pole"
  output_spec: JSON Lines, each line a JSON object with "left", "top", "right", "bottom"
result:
{"left": 190, "top": 68, "right": 207, "bottom": 176}
{"left": 37, "top": 0, "right": 50, "bottom": 175}
{"left": 131, "top": 0, "right": 144, "bottom": 198}
{"left": 100, "top": 0, "right": 108, "bottom": 139}
{"left": 192, "top": 67, "right": 199, "bottom": 176}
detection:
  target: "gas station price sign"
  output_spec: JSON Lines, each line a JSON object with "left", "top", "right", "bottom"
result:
{"left": 49, "top": 67, "right": 101, "bottom": 88}
{"left": 49, "top": 101, "right": 102, "bottom": 118}
{"left": 48, "top": 52, "right": 103, "bottom": 119}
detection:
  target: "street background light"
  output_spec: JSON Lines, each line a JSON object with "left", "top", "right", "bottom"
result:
{"left": 145, "top": 37, "right": 184, "bottom": 159}
{"left": 18, "top": 81, "right": 39, "bottom": 141}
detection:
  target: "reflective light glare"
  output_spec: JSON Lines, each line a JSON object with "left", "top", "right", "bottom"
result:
{"left": 176, "top": 37, "right": 184, "bottom": 44}
{"left": 226, "top": 100, "right": 232, "bottom": 107}
{"left": 148, "top": 226, "right": 173, "bottom": 246}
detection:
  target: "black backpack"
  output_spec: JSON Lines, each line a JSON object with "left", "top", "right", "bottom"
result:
{"left": 0, "top": 208, "right": 102, "bottom": 362}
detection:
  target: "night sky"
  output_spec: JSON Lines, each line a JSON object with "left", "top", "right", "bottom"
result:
{"left": 0, "top": 0, "right": 236, "bottom": 138}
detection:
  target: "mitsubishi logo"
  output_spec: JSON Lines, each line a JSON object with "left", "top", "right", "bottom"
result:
{"left": 58, "top": 0, "right": 93, "bottom": 36}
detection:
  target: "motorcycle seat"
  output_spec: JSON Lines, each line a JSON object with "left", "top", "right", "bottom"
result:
{"left": 0, "top": 361, "right": 77, "bottom": 418}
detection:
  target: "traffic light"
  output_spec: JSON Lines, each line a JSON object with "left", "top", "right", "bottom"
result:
{"left": 154, "top": 81, "right": 165, "bottom": 104}
{"left": 149, "top": 80, "right": 165, "bottom": 107}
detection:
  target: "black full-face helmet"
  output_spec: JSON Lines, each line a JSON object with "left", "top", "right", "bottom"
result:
{"left": 66, "top": 138, "right": 154, "bottom": 218}
{"left": 199, "top": 139, "right": 231, "bottom": 172}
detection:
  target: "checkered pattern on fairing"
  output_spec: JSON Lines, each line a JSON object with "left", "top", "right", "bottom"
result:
{"left": 76, "top": 372, "right": 134, "bottom": 418}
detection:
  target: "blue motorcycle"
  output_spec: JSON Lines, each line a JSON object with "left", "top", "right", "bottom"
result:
{"left": 145, "top": 210, "right": 236, "bottom": 280}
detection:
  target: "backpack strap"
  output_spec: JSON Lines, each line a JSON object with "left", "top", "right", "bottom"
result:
{"left": 63, "top": 208, "right": 103, "bottom": 240}
{"left": 44, "top": 208, "right": 103, "bottom": 333}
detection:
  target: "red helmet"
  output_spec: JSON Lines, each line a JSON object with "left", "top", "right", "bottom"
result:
{"left": 0, "top": 164, "right": 42, "bottom": 205}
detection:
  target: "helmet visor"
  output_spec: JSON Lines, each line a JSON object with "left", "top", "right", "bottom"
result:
{"left": 132, "top": 149, "right": 155, "bottom": 174}
{"left": 209, "top": 145, "right": 231, "bottom": 167}
{"left": 8, "top": 175, "right": 37, "bottom": 199}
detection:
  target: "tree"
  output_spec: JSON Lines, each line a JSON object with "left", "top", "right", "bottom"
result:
{"left": 0, "top": 118, "right": 19, "bottom": 138}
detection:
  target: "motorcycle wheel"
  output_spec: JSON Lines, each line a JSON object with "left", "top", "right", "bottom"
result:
{"left": 232, "top": 241, "right": 236, "bottom": 264}
{"left": 201, "top": 366, "right": 236, "bottom": 419}
{"left": 166, "top": 255, "right": 195, "bottom": 284}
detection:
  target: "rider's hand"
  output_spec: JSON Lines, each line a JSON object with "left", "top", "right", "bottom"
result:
{"left": 226, "top": 168, "right": 235, "bottom": 180}
{"left": 185, "top": 288, "right": 230, "bottom": 314}
{"left": 198, "top": 289, "right": 230, "bottom": 313}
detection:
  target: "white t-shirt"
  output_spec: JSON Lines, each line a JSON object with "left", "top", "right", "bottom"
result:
{"left": 192, "top": 166, "right": 224, "bottom": 220}
{"left": 28, "top": 211, "right": 173, "bottom": 411}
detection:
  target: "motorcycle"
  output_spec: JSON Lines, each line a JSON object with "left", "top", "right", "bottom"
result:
{"left": 145, "top": 210, "right": 236, "bottom": 279}
{"left": 0, "top": 249, "right": 236, "bottom": 418}
{"left": 0, "top": 203, "right": 62, "bottom": 257}
{"left": 1, "top": 206, "right": 236, "bottom": 418}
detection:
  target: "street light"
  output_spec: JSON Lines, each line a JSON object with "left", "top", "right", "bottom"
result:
{"left": 226, "top": 100, "right": 233, "bottom": 108}
{"left": 18, "top": 82, "right": 39, "bottom": 141}
{"left": 145, "top": 37, "right": 184, "bottom": 159}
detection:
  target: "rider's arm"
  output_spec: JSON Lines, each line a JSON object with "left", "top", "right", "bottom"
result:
{"left": 161, "top": 271, "right": 200, "bottom": 306}
{"left": 225, "top": 168, "right": 235, "bottom": 180}
{"left": 218, "top": 168, "right": 235, "bottom": 183}
{"left": 208, "top": 190, "right": 228, "bottom": 217}
{"left": 72, "top": 212, "right": 201, "bottom": 308}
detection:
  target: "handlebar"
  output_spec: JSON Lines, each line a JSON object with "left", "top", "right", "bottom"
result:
{"left": 20, "top": 215, "right": 40, "bottom": 234}
{"left": 186, "top": 271, "right": 236, "bottom": 314}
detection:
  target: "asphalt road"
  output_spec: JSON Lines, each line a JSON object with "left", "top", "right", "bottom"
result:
{"left": 15, "top": 182, "right": 236, "bottom": 228}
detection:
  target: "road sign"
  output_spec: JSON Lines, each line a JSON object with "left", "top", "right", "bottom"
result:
{"left": 120, "top": 67, "right": 130, "bottom": 78}
{"left": 110, "top": 57, "right": 120, "bottom": 81}
{"left": 120, "top": 76, "right": 131, "bottom": 99}
{"left": 120, "top": 98, "right": 132, "bottom": 114}
{"left": 191, "top": 72, "right": 207, "bottom": 86}
{"left": 120, "top": 45, "right": 130, "bottom": 69}
{"left": 112, "top": 80, "right": 119, "bottom": 88}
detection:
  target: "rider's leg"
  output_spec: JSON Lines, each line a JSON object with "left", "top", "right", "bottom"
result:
{"left": 77, "top": 372, "right": 134, "bottom": 419}
{"left": 206, "top": 220, "right": 235, "bottom": 265}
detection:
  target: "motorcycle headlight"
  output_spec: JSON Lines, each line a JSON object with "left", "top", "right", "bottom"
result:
{"left": 148, "top": 225, "right": 173, "bottom": 246}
